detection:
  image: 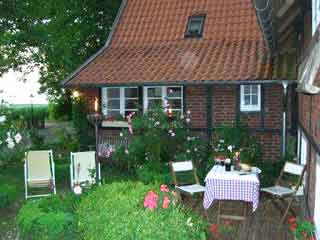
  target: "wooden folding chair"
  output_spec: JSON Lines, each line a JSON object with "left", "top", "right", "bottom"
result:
{"left": 170, "top": 161, "right": 205, "bottom": 205}
{"left": 261, "top": 161, "right": 306, "bottom": 224}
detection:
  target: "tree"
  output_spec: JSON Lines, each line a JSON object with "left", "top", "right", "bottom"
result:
{"left": 0, "top": 0, "right": 121, "bottom": 102}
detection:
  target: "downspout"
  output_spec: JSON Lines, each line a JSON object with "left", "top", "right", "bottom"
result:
{"left": 282, "top": 81, "right": 289, "bottom": 157}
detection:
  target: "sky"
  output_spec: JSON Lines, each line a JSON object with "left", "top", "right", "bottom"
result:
{"left": 0, "top": 68, "right": 48, "bottom": 105}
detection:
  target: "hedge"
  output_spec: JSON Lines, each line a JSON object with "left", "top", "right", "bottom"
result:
{"left": 76, "top": 181, "right": 208, "bottom": 240}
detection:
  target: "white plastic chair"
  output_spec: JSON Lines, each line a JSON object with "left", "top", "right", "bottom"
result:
{"left": 70, "top": 151, "right": 101, "bottom": 188}
{"left": 24, "top": 150, "right": 56, "bottom": 199}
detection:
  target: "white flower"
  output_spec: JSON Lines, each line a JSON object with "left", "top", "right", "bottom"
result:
{"left": 186, "top": 118, "right": 191, "bottom": 123}
{"left": 154, "top": 121, "right": 160, "bottom": 126}
{"left": 168, "top": 129, "right": 173, "bottom": 133}
{"left": 227, "top": 145, "right": 233, "bottom": 152}
{"left": 219, "top": 139, "right": 224, "bottom": 143}
{"left": 119, "top": 132, "right": 123, "bottom": 137}
{"left": 171, "top": 132, "right": 176, "bottom": 137}
{"left": 73, "top": 185, "right": 82, "bottom": 195}
{"left": 5, "top": 137, "right": 13, "bottom": 143}
{"left": 194, "top": 148, "right": 198, "bottom": 152}
{"left": 7, "top": 141, "right": 15, "bottom": 149}
{"left": 0, "top": 115, "right": 6, "bottom": 124}
{"left": 187, "top": 217, "right": 193, "bottom": 227}
{"left": 187, "top": 110, "right": 191, "bottom": 115}
{"left": 125, "top": 149, "right": 129, "bottom": 154}
{"left": 186, "top": 149, "right": 191, "bottom": 154}
{"left": 14, "top": 133, "right": 22, "bottom": 144}
{"left": 187, "top": 136, "right": 191, "bottom": 141}
{"left": 6, "top": 132, "right": 11, "bottom": 137}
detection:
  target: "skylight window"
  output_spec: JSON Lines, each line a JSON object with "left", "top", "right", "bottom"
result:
{"left": 185, "top": 15, "right": 205, "bottom": 38}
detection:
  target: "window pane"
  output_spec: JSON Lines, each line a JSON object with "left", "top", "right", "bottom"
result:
{"left": 251, "top": 95, "right": 258, "bottom": 105}
{"left": 107, "top": 88, "right": 120, "bottom": 98}
{"left": 244, "top": 95, "right": 251, "bottom": 105}
{"left": 148, "top": 99, "right": 162, "bottom": 109}
{"left": 251, "top": 85, "right": 258, "bottom": 94}
{"left": 167, "top": 99, "right": 182, "bottom": 109}
{"left": 147, "top": 87, "right": 162, "bottom": 97}
{"left": 125, "top": 88, "right": 138, "bottom": 98}
{"left": 107, "top": 99, "right": 120, "bottom": 109}
{"left": 243, "top": 86, "right": 250, "bottom": 95}
{"left": 167, "top": 87, "right": 182, "bottom": 98}
{"left": 107, "top": 110, "right": 121, "bottom": 118}
{"left": 125, "top": 99, "right": 139, "bottom": 109}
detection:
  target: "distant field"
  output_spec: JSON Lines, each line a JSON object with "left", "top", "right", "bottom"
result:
{"left": 8, "top": 104, "right": 48, "bottom": 109}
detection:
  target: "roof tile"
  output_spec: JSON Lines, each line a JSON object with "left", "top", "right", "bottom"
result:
{"left": 66, "top": 0, "right": 293, "bottom": 86}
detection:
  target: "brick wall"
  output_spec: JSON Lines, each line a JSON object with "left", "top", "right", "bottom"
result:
{"left": 80, "top": 83, "right": 290, "bottom": 161}
{"left": 185, "top": 86, "right": 207, "bottom": 129}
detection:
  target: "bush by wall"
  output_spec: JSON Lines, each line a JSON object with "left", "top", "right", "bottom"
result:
{"left": 17, "top": 195, "right": 77, "bottom": 240}
{"left": 76, "top": 181, "right": 208, "bottom": 240}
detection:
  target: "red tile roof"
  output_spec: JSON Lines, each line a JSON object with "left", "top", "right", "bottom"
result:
{"left": 65, "top": 0, "right": 293, "bottom": 87}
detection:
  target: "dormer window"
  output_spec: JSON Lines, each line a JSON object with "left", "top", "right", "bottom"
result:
{"left": 185, "top": 15, "right": 205, "bottom": 38}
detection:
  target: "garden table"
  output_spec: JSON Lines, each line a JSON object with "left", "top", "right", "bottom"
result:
{"left": 203, "top": 165, "right": 260, "bottom": 222}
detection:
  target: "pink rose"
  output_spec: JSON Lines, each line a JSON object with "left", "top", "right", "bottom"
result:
{"left": 162, "top": 196, "right": 171, "bottom": 209}
{"left": 144, "top": 191, "right": 159, "bottom": 210}
{"left": 160, "top": 184, "right": 169, "bottom": 192}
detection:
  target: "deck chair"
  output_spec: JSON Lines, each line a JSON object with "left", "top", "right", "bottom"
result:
{"left": 170, "top": 161, "right": 205, "bottom": 199}
{"left": 70, "top": 151, "right": 101, "bottom": 188}
{"left": 24, "top": 150, "right": 56, "bottom": 199}
{"left": 261, "top": 161, "right": 306, "bottom": 224}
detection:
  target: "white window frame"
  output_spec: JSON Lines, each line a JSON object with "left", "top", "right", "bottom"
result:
{"left": 101, "top": 87, "right": 139, "bottom": 117}
{"left": 143, "top": 86, "right": 183, "bottom": 113}
{"left": 240, "top": 85, "right": 261, "bottom": 112}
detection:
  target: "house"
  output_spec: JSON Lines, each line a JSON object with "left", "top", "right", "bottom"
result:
{"left": 295, "top": 0, "right": 320, "bottom": 237}
{"left": 62, "top": 0, "right": 299, "bottom": 161}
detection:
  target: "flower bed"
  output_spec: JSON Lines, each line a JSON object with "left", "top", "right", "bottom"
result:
{"left": 76, "top": 181, "right": 208, "bottom": 239}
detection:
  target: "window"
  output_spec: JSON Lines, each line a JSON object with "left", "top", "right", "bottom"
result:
{"left": 313, "top": 0, "right": 320, "bottom": 35}
{"left": 143, "top": 86, "right": 183, "bottom": 114}
{"left": 102, "top": 87, "right": 139, "bottom": 118}
{"left": 185, "top": 15, "right": 205, "bottom": 38}
{"left": 240, "top": 85, "right": 261, "bottom": 112}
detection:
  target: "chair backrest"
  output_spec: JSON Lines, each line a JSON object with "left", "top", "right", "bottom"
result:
{"left": 277, "top": 161, "right": 306, "bottom": 191}
{"left": 171, "top": 161, "right": 194, "bottom": 172}
{"left": 170, "top": 161, "right": 199, "bottom": 186}
{"left": 71, "top": 151, "right": 96, "bottom": 182}
{"left": 283, "top": 162, "right": 305, "bottom": 176}
{"left": 26, "top": 150, "right": 52, "bottom": 180}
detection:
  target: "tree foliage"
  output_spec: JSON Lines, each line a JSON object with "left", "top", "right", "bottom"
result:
{"left": 0, "top": 0, "right": 121, "bottom": 100}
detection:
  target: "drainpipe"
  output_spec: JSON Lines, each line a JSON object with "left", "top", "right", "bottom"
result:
{"left": 282, "top": 81, "right": 289, "bottom": 158}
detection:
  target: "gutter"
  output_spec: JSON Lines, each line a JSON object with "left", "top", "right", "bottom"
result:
{"left": 64, "top": 79, "right": 297, "bottom": 88}
{"left": 61, "top": 0, "right": 128, "bottom": 87}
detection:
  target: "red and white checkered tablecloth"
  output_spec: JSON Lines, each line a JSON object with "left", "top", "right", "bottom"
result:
{"left": 203, "top": 165, "right": 260, "bottom": 212}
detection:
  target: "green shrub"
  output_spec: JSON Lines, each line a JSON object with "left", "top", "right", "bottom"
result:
{"left": 136, "top": 164, "right": 171, "bottom": 184}
{"left": 0, "top": 192, "right": 9, "bottom": 208}
{"left": 18, "top": 195, "right": 77, "bottom": 240}
{"left": 114, "top": 106, "right": 208, "bottom": 176}
{"left": 211, "top": 122, "right": 262, "bottom": 167}
{"left": 76, "top": 181, "right": 208, "bottom": 240}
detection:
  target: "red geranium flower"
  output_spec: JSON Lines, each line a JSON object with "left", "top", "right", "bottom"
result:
{"left": 210, "top": 224, "right": 219, "bottom": 235}
{"left": 289, "top": 223, "right": 297, "bottom": 231}
{"left": 162, "top": 196, "right": 171, "bottom": 209}
{"left": 288, "top": 216, "right": 296, "bottom": 224}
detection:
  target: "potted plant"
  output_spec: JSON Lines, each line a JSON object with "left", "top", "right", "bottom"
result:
{"left": 288, "top": 216, "right": 315, "bottom": 240}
